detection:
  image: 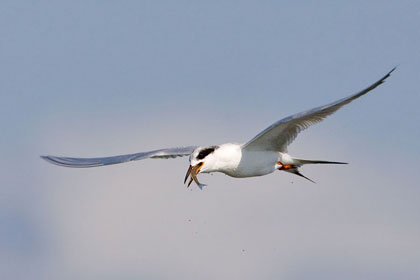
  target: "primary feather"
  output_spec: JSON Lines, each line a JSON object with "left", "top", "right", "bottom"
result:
{"left": 242, "top": 67, "right": 396, "bottom": 152}
{"left": 41, "top": 146, "right": 197, "bottom": 168}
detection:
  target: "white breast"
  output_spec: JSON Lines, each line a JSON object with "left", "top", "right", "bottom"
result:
{"left": 207, "top": 143, "right": 280, "bottom": 178}
{"left": 232, "top": 149, "right": 280, "bottom": 177}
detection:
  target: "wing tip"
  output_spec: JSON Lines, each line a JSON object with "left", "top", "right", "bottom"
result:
{"left": 381, "top": 66, "right": 397, "bottom": 83}
{"left": 40, "top": 155, "right": 100, "bottom": 168}
{"left": 40, "top": 155, "right": 55, "bottom": 164}
{"left": 40, "top": 155, "right": 69, "bottom": 167}
{"left": 40, "top": 155, "right": 62, "bottom": 166}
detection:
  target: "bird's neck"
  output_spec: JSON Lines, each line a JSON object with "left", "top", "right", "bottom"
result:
{"left": 203, "top": 143, "right": 242, "bottom": 173}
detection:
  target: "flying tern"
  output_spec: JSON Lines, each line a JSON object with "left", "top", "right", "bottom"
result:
{"left": 42, "top": 68, "right": 395, "bottom": 189}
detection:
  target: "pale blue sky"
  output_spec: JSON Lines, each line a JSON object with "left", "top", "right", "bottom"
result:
{"left": 1, "top": 1, "right": 420, "bottom": 279}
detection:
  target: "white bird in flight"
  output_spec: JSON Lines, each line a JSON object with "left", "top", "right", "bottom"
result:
{"left": 42, "top": 68, "right": 395, "bottom": 189}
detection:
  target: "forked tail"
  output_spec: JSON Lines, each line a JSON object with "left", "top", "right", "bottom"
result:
{"left": 279, "top": 159, "right": 348, "bottom": 183}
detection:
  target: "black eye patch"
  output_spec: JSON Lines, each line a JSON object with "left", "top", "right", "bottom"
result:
{"left": 196, "top": 146, "right": 217, "bottom": 160}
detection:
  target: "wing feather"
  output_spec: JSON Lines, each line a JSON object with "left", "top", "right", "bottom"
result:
{"left": 242, "top": 68, "right": 396, "bottom": 152}
{"left": 41, "top": 146, "right": 197, "bottom": 168}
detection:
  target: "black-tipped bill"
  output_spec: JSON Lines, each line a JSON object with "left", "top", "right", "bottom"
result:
{"left": 184, "top": 162, "right": 203, "bottom": 187}
{"left": 184, "top": 165, "right": 192, "bottom": 184}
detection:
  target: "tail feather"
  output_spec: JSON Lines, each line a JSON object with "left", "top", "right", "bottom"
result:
{"left": 281, "top": 158, "right": 347, "bottom": 183}
{"left": 295, "top": 159, "right": 348, "bottom": 165}
{"left": 290, "top": 169, "right": 316, "bottom": 183}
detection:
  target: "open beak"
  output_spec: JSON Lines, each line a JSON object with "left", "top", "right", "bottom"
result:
{"left": 184, "top": 162, "right": 204, "bottom": 187}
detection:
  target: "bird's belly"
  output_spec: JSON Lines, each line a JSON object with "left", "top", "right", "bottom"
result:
{"left": 223, "top": 151, "right": 279, "bottom": 178}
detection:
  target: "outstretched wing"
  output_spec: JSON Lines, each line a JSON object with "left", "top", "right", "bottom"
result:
{"left": 41, "top": 146, "right": 197, "bottom": 168}
{"left": 242, "top": 67, "right": 396, "bottom": 152}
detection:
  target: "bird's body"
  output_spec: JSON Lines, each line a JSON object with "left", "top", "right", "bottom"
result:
{"left": 195, "top": 143, "right": 286, "bottom": 178}
{"left": 42, "top": 68, "right": 396, "bottom": 188}
{"left": 193, "top": 143, "right": 270, "bottom": 177}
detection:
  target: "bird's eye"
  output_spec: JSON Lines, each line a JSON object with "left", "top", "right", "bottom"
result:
{"left": 196, "top": 147, "right": 216, "bottom": 160}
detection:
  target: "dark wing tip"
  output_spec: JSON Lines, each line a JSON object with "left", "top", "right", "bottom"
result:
{"left": 383, "top": 66, "right": 397, "bottom": 81}
{"left": 373, "top": 66, "right": 397, "bottom": 87}
{"left": 40, "top": 155, "right": 71, "bottom": 167}
{"left": 40, "top": 155, "right": 54, "bottom": 163}
{"left": 40, "top": 155, "right": 103, "bottom": 168}
{"left": 377, "top": 66, "right": 397, "bottom": 86}
{"left": 41, "top": 155, "right": 66, "bottom": 166}
{"left": 350, "top": 66, "right": 397, "bottom": 100}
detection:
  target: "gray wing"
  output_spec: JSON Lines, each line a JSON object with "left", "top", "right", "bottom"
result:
{"left": 242, "top": 68, "right": 396, "bottom": 152}
{"left": 41, "top": 146, "right": 197, "bottom": 168}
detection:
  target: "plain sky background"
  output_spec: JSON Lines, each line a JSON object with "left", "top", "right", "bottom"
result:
{"left": 1, "top": 1, "right": 420, "bottom": 279}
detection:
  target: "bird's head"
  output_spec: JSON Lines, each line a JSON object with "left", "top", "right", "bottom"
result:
{"left": 184, "top": 146, "right": 218, "bottom": 188}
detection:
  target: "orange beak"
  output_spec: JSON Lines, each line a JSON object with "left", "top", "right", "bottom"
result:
{"left": 184, "top": 162, "right": 204, "bottom": 187}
